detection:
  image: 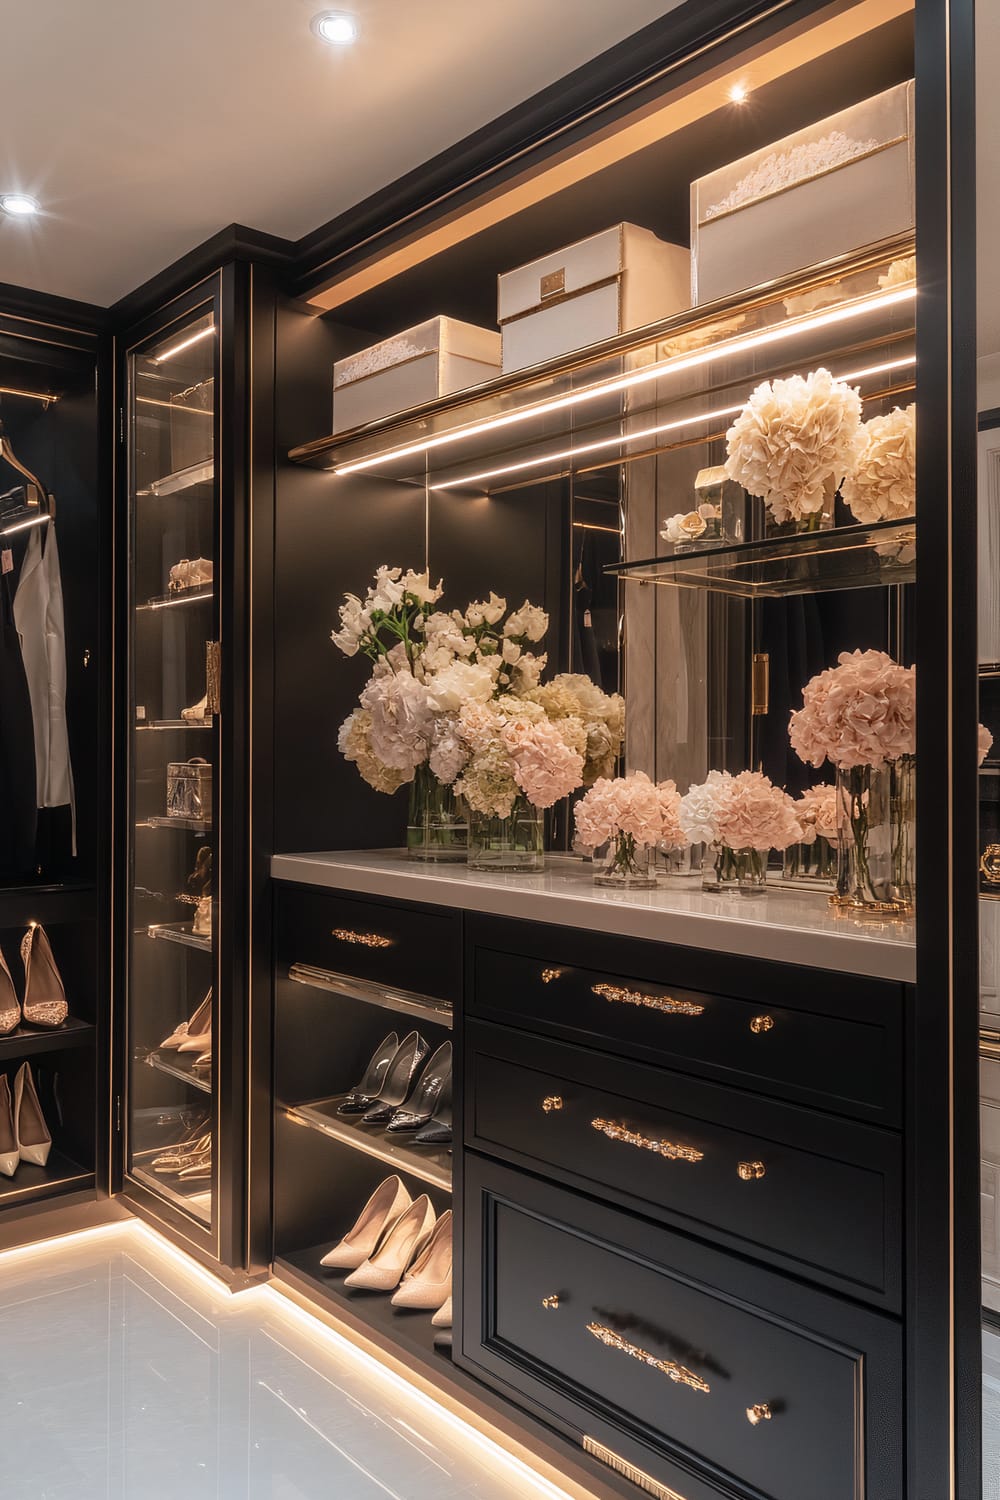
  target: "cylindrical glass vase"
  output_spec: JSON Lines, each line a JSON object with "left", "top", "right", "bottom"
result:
{"left": 782, "top": 836, "right": 837, "bottom": 884}
{"left": 702, "top": 843, "right": 740, "bottom": 892}
{"left": 732, "top": 846, "right": 768, "bottom": 896}
{"left": 831, "top": 758, "right": 914, "bottom": 917}
{"left": 406, "top": 763, "right": 468, "bottom": 862}
{"left": 593, "top": 833, "right": 657, "bottom": 889}
{"left": 468, "top": 796, "right": 543, "bottom": 872}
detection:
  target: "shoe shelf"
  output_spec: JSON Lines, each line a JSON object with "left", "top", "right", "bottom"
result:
{"left": 145, "top": 921, "right": 212, "bottom": 953}
{"left": 145, "top": 1049, "right": 211, "bottom": 1094}
{"left": 137, "top": 458, "right": 214, "bottom": 498}
{"left": 275, "top": 1243, "right": 452, "bottom": 1373}
{"left": 131, "top": 1149, "right": 212, "bottom": 1223}
{"left": 0, "top": 1149, "right": 93, "bottom": 1209}
{"left": 135, "top": 719, "right": 212, "bottom": 732}
{"left": 137, "top": 815, "right": 212, "bottom": 834}
{"left": 287, "top": 963, "right": 453, "bottom": 1030}
{"left": 285, "top": 1098, "right": 452, "bottom": 1193}
{"left": 135, "top": 584, "right": 213, "bottom": 613}
{"left": 0, "top": 883, "right": 97, "bottom": 925}
{"left": 0, "top": 1016, "right": 94, "bottom": 1064}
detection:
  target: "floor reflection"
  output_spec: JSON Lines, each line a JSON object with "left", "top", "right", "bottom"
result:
{"left": 0, "top": 1224, "right": 567, "bottom": 1500}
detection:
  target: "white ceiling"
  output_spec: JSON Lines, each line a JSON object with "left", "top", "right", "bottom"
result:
{"left": 0, "top": 0, "right": 682, "bottom": 307}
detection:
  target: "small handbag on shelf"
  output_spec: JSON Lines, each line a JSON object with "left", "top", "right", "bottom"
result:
{"left": 166, "top": 758, "right": 212, "bottom": 821}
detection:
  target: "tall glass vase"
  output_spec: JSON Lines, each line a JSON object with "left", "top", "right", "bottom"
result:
{"left": 831, "top": 759, "right": 914, "bottom": 916}
{"left": 467, "top": 795, "right": 543, "bottom": 872}
{"left": 406, "top": 763, "right": 468, "bottom": 862}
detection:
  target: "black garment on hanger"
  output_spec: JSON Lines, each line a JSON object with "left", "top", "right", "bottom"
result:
{"left": 573, "top": 532, "right": 605, "bottom": 688}
{"left": 0, "top": 564, "right": 37, "bottom": 878}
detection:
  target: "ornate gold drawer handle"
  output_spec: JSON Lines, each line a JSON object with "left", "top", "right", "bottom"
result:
{"left": 591, "top": 1117, "right": 704, "bottom": 1164}
{"left": 592, "top": 983, "right": 704, "bottom": 1018}
{"left": 747, "top": 1403, "right": 773, "bottom": 1426}
{"left": 542, "top": 1096, "right": 564, "bottom": 1113}
{"left": 331, "top": 928, "right": 393, "bottom": 949}
{"left": 540, "top": 967, "right": 564, "bottom": 984}
{"left": 749, "top": 1014, "right": 774, "bottom": 1034}
{"left": 541, "top": 1294, "right": 560, "bottom": 1309}
{"left": 586, "top": 1322, "right": 710, "bottom": 1395}
{"left": 737, "top": 1160, "right": 766, "bottom": 1181}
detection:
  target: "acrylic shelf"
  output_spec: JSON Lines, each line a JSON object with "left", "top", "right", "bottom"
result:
{"left": 0, "top": 1016, "right": 94, "bottom": 1063}
{"left": 146, "top": 1049, "right": 211, "bottom": 1094}
{"left": 135, "top": 719, "right": 212, "bottom": 732}
{"left": 145, "top": 921, "right": 212, "bottom": 953}
{"left": 137, "top": 458, "right": 214, "bottom": 498}
{"left": 287, "top": 237, "right": 916, "bottom": 495}
{"left": 138, "top": 815, "right": 212, "bottom": 833}
{"left": 285, "top": 1098, "right": 452, "bottom": 1192}
{"left": 131, "top": 1152, "right": 211, "bottom": 1222}
{"left": 136, "top": 584, "right": 213, "bottom": 613}
{"left": 607, "top": 517, "right": 916, "bottom": 599}
{"left": 287, "top": 963, "right": 453, "bottom": 1029}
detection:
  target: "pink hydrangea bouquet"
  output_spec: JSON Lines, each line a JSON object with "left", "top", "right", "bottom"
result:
{"left": 574, "top": 772, "right": 685, "bottom": 888}
{"left": 681, "top": 770, "right": 801, "bottom": 894}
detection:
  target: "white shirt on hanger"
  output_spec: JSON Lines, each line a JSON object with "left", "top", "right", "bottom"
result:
{"left": 14, "top": 520, "right": 76, "bottom": 848}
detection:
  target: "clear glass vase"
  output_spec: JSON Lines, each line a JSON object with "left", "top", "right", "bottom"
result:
{"left": 467, "top": 796, "right": 544, "bottom": 872}
{"left": 406, "top": 763, "right": 468, "bottom": 862}
{"left": 703, "top": 844, "right": 767, "bottom": 894}
{"left": 782, "top": 836, "right": 838, "bottom": 884}
{"left": 593, "top": 833, "right": 657, "bottom": 889}
{"left": 733, "top": 847, "right": 768, "bottom": 896}
{"left": 831, "top": 758, "right": 915, "bottom": 916}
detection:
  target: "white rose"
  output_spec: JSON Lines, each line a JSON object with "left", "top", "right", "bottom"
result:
{"left": 370, "top": 565, "right": 405, "bottom": 612}
{"left": 504, "top": 600, "right": 548, "bottom": 641}
{"left": 466, "top": 592, "right": 506, "bottom": 628}
{"left": 661, "top": 511, "right": 707, "bottom": 545}
{"left": 401, "top": 568, "right": 444, "bottom": 605}
{"left": 426, "top": 660, "right": 496, "bottom": 713}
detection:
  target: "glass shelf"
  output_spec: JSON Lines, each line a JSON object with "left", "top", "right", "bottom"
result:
{"left": 288, "top": 238, "right": 915, "bottom": 495}
{"left": 138, "top": 815, "right": 212, "bottom": 833}
{"left": 607, "top": 518, "right": 916, "bottom": 599}
{"left": 146, "top": 1050, "right": 212, "bottom": 1094}
{"left": 135, "top": 585, "right": 213, "bottom": 613}
{"left": 137, "top": 458, "right": 214, "bottom": 498}
{"left": 288, "top": 963, "right": 453, "bottom": 1029}
{"left": 135, "top": 719, "right": 212, "bottom": 732}
{"left": 145, "top": 921, "right": 212, "bottom": 953}
{"left": 286, "top": 1101, "right": 452, "bottom": 1192}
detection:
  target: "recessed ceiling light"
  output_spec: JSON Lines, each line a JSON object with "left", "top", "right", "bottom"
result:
{"left": 1, "top": 194, "right": 40, "bottom": 218}
{"left": 311, "top": 11, "right": 358, "bottom": 45}
{"left": 727, "top": 82, "right": 750, "bottom": 105}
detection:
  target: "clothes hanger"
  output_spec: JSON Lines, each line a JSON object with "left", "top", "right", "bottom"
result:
{"left": 0, "top": 418, "right": 54, "bottom": 538}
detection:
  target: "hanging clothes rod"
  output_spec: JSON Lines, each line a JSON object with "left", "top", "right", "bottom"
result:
{"left": 0, "top": 384, "right": 59, "bottom": 406}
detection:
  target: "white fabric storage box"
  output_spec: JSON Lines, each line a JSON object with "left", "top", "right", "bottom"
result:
{"left": 498, "top": 224, "right": 690, "bottom": 374}
{"left": 333, "top": 318, "right": 501, "bottom": 434}
{"left": 691, "top": 81, "right": 915, "bottom": 306}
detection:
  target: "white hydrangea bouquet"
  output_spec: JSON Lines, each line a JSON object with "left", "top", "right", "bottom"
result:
{"left": 332, "top": 566, "right": 624, "bottom": 868}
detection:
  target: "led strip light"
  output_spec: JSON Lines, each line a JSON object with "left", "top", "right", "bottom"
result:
{"left": 332, "top": 284, "right": 916, "bottom": 477}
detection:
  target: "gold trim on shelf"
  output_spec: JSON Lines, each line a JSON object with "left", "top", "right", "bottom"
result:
{"left": 542, "top": 1095, "right": 564, "bottom": 1113}
{"left": 331, "top": 928, "right": 394, "bottom": 949}
{"left": 747, "top": 1403, "right": 773, "bottom": 1426}
{"left": 737, "top": 1160, "right": 766, "bottom": 1181}
{"left": 586, "top": 1323, "right": 710, "bottom": 1395}
{"left": 592, "top": 982, "right": 704, "bottom": 1018}
{"left": 591, "top": 1117, "right": 704, "bottom": 1164}
{"left": 749, "top": 1014, "right": 774, "bottom": 1034}
{"left": 583, "top": 1437, "right": 690, "bottom": 1500}
{"left": 541, "top": 1294, "right": 560, "bottom": 1310}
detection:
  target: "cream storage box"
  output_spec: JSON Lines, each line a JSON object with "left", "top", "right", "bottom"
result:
{"left": 691, "top": 80, "right": 915, "bottom": 305}
{"left": 498, "top": 223, "right": 689, "bottom": 375}
{"left": 333, "top": 317, "right": 502, "bottom": 434}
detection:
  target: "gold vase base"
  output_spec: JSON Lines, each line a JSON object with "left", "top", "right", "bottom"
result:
{"left": 828, "top": 893, "right": 914, "bottom": 920}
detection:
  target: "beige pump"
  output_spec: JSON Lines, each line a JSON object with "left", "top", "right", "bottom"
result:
{"left": 13, "top": 1062, "right": 51, "bottom": 1167}
{"left": 20, "top": 923, "right": 68, "bottom": 1028}
{"left": 0, "top": 1076, "right": 18, "bottom": 1177}
{"left": 344, "top": 1194, "right": 436, "bottom": 1291}
{"left": 0, "top": 949, "right": 20, "bottom": 1037}
{"left": 391, "top": 1210, "right": 453, "bottom": 1309}
{"left": 160, "top": 989, "right": 212, "bottom": 1051}
{"left": 321, "top": 1176, "right": 413, "bottom": 1270}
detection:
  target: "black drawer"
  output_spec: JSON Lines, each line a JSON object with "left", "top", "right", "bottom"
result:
{"left": 460, "top": 1157, "right": 901, "bottom": 1500}
{"left": 467, "top": 916, "right": 902, "bottom": 1125}
{"left": 276, "top": 884, "right": 462, "bottom": 1002}
{"left": 466, "top": 1021, "right": 900, "bottom": 1309}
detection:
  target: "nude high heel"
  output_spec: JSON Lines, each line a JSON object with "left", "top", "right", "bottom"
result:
{"left": 344, "top": 1195, "right": 436, "bottom": 1291}
{"left": 431, "top": 1296, "right": 452, "bottom": 1328}
{"left": 391, "top": 1210, "right": 452, "bottom": 1308}
{"left": 160, "top": 989, "right": 212, "bottom": 1051}
{"left": 13, "top": 1062, "right": 51, "bottom": 1167}
{"left": 0, "top": 1076, "right": 18, "bottom": 1176}
{"left": 20, "top": 923, "right": 68, "bottom": 1028}
{"left": 0, "top": 949, "right": 21, "bottom": 1037}
{"left": 320, "top": 1175, "right": 412, "bottom": 1270}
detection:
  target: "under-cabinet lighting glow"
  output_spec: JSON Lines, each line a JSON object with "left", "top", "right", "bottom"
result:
{"left": 1, "top": 193, "right": 40, "bottom": 217}
{"left": 153, "top": 326, "right": 215, "bottom": 364}
{"left": 0, "top": 513, "right": 51, "bottom": 538}
{"left": 0, "top": 384, "right": 57, "bottom": 404}
{"left": 430, "top": 353, "right": 916, "bottom": 491}
{"left": 312, "top": 10, "right": 358, "bottom": 44}
{"left": 727, "top": 82, "right": 751, "bottom": 104}
{"left": 332, "top": 285, "right": 916, "bottom": 477}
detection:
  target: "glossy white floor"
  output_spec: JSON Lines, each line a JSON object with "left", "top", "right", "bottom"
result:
{"left": 0, "top": 1221, "right": 574, "bottom": 1500}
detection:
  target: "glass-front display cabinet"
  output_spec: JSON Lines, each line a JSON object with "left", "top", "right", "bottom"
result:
{"left": 123, "top": 294, "right": 219, "bottom": 1243}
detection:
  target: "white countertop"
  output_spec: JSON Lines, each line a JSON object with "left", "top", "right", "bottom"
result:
{"left": 270, "top": 849, "right": 916, "bottom": 983}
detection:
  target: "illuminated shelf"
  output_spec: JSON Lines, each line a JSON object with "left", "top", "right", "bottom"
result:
{"left": 136, "top": 584, "right": 212, "bottom": 613}
{"left": 146, "top": 1049, "right": 211, "bottom": 1094}
{"left": 135, "top": 719, "right": 211, "bottom": 732}
{"left": 138, "top": 815, "right": 211, "bottom": 833}
{"left": 288, "top": 963, "right": 453, "bottom": 1029}
{"left": 607, "top": 518, "right": 916, "bottom": 599}
{"left": 286, "top": 1098, "right": 452, "bottom": 1192}
{"left": 146, "top": 921, "right": 211, "bottom": 952}
{"left": 288, "top": 238, "right": 916, "bottom": 493}
{"left": 137, "top": 458, "right": 214, "bottom": 497}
